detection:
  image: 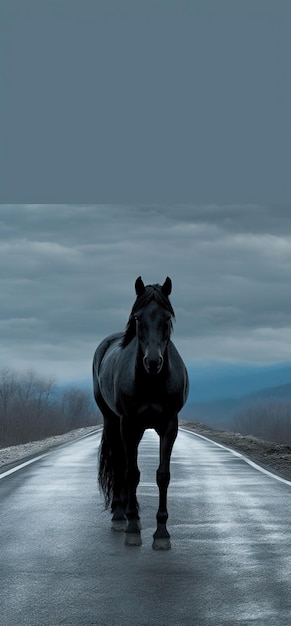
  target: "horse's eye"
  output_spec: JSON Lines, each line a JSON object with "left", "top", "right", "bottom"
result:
{"left": 163, "top": 319, "right": 171, "bottom": 335}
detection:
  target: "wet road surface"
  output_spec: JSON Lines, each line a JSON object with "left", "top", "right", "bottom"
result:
{"left": 1, "top": 428, "right": 291, "bottom": 625}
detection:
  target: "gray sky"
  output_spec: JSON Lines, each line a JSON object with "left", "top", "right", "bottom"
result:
{"left": 1, "top": 0, "right": 291, "bottom": 203}
{"left": 1, "top": 205, "right": 291, "bottom": 382}
{"left": 1, "top": 3, "right": 291, "bottom": 385}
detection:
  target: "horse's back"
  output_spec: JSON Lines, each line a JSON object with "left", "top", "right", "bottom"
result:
{"left": 167, "top": 340, "right": 189, "bottom": 404}
{"left": 92, "top": 332, "right": 122, "bottom": 403}
{"left": 93, "top": 332, "right": 122, "bottom": 370}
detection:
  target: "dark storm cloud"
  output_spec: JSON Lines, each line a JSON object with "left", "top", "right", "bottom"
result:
{"left": 166, "top": 206, "right": 291, "bottom": 237}
{"left": 1, "top": 205, "right": 291, "bottom": 380}
{"left": 2, "top": 204, "right": 291, "bottom": 240}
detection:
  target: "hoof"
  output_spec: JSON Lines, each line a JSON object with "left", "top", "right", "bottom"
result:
{"left": 124, "top": 532, "right": 142, "bottom": 546}
{"left": 126, "top": 519, "right": 141, "bottom": 532}
{"left": 152, "top": 537, "right": 171, "bottom": 550}
{"left": 111, "top": 519, "right": 127, "bottom": 532}
{"left": 125, "top": 519, "right": 142, "bottom": 544}
{"left": 111, "top": 507, "right": 126, "bottom": 531}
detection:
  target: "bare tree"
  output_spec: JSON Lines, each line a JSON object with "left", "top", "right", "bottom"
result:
{"left": 59, "top": 387, "right": 98, "bottom": 430}
{"left": 0, "top": 368, "right": 100, "bottom": 447}
{"left": 233, "top": 401, "right": 291, "bottom": 445}
{"left": 0, "top": 368, "right": 19, "bottom": 420}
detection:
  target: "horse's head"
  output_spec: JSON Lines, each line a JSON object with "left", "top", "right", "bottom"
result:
{"left": 133, "top": 276, "right": 174, "bottom": 375}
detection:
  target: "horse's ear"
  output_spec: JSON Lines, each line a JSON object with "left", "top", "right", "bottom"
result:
{"left": 161, "top": 276, "right": 172, "bottom": 296}
{"left": 135, "top": 276, "right": 145, "bottom": 297}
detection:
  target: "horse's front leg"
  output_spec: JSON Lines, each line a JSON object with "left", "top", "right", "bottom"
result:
{"left": 121, "top": 419, "right": 143, "bottom": 546}
{"left": 153, "top": 416, "right": 178, "bottom": 550}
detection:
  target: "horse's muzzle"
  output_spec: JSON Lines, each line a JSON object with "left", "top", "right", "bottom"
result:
{"left": 143, "top": 355, "right": 164, "bottom": 375}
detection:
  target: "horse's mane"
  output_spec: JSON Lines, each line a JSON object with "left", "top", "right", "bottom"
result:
{"left": 120, "top": 284, "right": 175, "bottom": 349}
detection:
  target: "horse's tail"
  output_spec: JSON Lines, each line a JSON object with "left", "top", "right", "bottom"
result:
{"left": 98, "top": 431, "right": 114, "bottom": 509}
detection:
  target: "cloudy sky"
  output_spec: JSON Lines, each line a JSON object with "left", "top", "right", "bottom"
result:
{"left": 1, "top": 3, "right": 291, "bottom": 395}
{"left": 1, "top": 205, "right": 291, "bottom": 387}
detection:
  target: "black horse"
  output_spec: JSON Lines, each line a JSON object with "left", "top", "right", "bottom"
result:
{"left": 93, "top": 277, "right": 189, "bottom": 549}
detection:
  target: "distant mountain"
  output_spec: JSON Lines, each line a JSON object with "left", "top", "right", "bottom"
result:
{"left": 186, "top": 362, "right": 291, "bottom": 403}
{"left": 247, "top": 381, "right": 291, "bottom": 401}
{"left": 181, "top": 380, "right": 291, "bottom": 428}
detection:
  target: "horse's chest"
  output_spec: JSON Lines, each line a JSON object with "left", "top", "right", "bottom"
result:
{"left": 134, "top": 378, "right": 170, "bottom": 413}
{"left": 137, "top": 401, "right": 164, "bottom": 416}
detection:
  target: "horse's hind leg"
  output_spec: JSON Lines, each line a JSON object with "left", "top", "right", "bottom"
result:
{"left": 107, "top": 417, "right": 127, "bottom": 530}
{"left": 121, "top": 419, "right": 143, "bottom": 546}
{"left": 153, "top": 416, "right": 178, "bottom": 550}
{"left": 97, "top": 398, "right": 127, "bottom": 529}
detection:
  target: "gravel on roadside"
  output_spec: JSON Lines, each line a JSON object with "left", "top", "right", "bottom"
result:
{"left": 0, "top": 425, "right": 101, "bottom": 472}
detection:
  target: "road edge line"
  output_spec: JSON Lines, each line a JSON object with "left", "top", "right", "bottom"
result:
{"left": 0, "top": 428, "right": 102, "bottom": 479}
{"left": 179, "top": 427, "right": 291, "bottom": 487}
{"left": 0, "top": 455, "right": 48, "bottom": 479}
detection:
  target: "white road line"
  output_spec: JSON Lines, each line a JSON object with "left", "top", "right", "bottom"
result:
{"left": 0, "top": 454, "right": 48, "bottom": 479}
{"left": 179, "top": 427, "right": 291, "bottom": 487}
{"left": 0, "top": 429, "right": 102, "bottom": 480}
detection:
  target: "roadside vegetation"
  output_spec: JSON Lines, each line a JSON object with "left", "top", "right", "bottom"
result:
{"left": 183, "top": 395, "right": 291, "bottom": 446}
{"left": 0, "top": 368, "right": 100, "bottom": 448}
{"left": 233, "top": 401, "right": 291, "bottom": 445}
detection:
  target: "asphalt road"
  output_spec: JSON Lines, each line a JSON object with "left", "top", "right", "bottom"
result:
{"left": 1, "top": 428, "right": 291, "bottom": 626}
